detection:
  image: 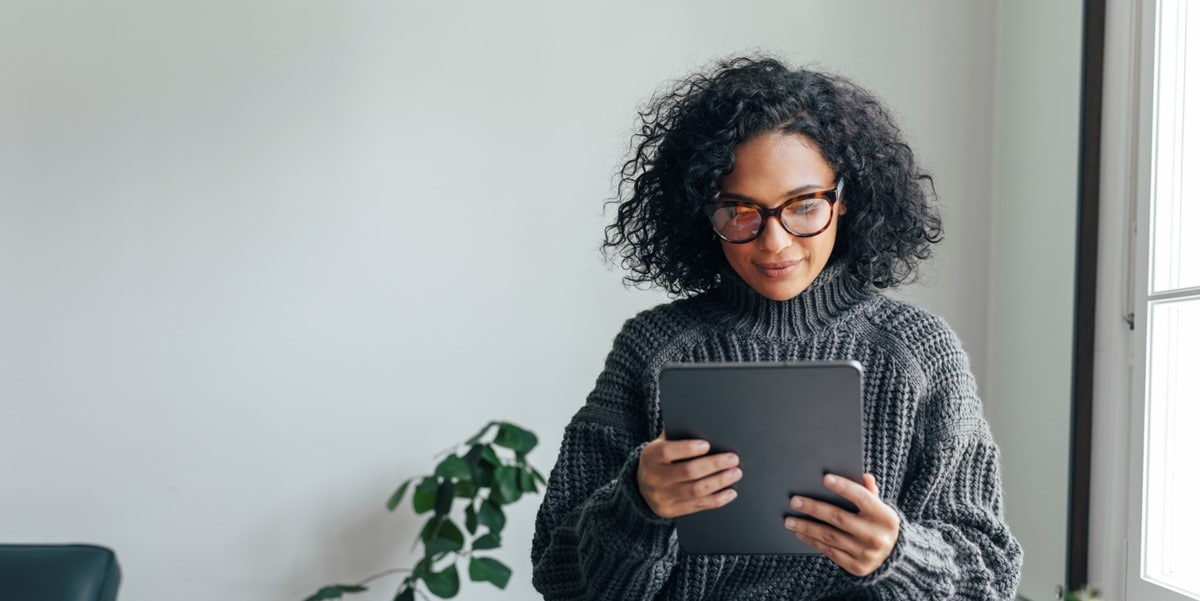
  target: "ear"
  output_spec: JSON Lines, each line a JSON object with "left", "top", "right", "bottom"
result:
{"left": 838, "top": 201, "right": 848, "bottom": 216}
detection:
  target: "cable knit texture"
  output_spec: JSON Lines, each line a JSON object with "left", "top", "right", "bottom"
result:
{"left": 531, "top": 259, "right": 1023, "bottom": 600}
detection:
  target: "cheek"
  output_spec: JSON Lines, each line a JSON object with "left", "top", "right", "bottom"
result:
{"left": 719, "top": 241, "right": 750, "bottom": 265}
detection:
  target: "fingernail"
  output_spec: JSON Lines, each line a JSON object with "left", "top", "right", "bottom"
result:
{"left": 791, "top": 497, "right": 804, "bottom": 510}
{"left": 725, "top": 454, "right": 739, "bottom": 466}
{"left": 785, "top": 517, "right": 797, "bottom": 528}
{"left": 825, "top": 474, "right": 837, "bottom": 486}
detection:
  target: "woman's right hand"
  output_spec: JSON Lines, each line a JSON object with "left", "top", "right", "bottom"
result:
{"left": 636, "top": 432, "right": 742, "bottom": 519}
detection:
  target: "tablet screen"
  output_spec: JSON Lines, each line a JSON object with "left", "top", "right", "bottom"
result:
{"left": 658, "top": 360, "right": 864, "bottom": 555}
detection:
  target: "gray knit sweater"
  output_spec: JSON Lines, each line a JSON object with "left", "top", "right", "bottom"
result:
{"left": 530, "top": 260, "right": 1023, "bottom": 600}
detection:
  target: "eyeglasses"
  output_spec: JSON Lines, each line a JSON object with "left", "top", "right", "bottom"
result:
{"left": 705, "top": 179, "right": 844, "bottom": 244}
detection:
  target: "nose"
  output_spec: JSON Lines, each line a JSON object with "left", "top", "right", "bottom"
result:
{"left": 757, "top": 215, "right": 793, "bottom": 253}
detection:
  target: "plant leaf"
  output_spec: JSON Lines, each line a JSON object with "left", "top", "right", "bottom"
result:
{"left": 464, "top": 444, "right": 485, "bottom": 481}
{"left": 419, "top": 516, "right": 442, "bottom": 543}
{"left": 475, "top": 463, "right": 495, "bottom": 488}
{"left": 435, "top": 455, "right": 472, "bottom": 481}
{"left": 413, "top": 558, "right": 432, "bottom": 578}
{"left": 393, "top": 587, "right": 415, "bottom": 601}
{"left": 478, "top": 499, "right": 505, "bottom": 532}
{"left": 454, "top": 480, "right": 478, "bottom": 498}
{"left": 434, "top": 479, "right": 455, "bottom": 516}
{"left": 304, "top": 584, "right": 368, "bottom": 601}
{"left": 478, "top": 444, "right": 501, "bottom": 467}
{"left": 531, "top": 468, "right": 547, "bottom": 486}
{"left": 494, "top": 465, "right": 521, "bottom": 504}
{"left": 387, "top": 479, "right": 413, "bottom": 512}
{"left": 494, "top": 422, "right": 537, "bottom": 455}
{"left": 422, "top": 563, "right": 461, "bottom": 599}
{"left": 472, "top": 531, "right": 500, "bottom": 550}
{"left": 464, "top": 421, "right": 498, "bottom": 446}
{"left": 518, "top": 469, "right": 536, "bottom": 493}
{"left": 424, "top": 519, "right": 464, "bottom": 556}
{"left": 468, "top": 556, "right": 512, "bottom": 589}
{"left": 465, "top": 503, "right": 478, "bottom": 535}
{"left": 412, "top": 477, "right": 438, "bottom": 514}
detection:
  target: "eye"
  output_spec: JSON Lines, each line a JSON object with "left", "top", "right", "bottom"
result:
{"left": 731, "top": 205, "right": 759, "bottom": 224}
{"left": 786, "top": 198, "right": 824, "bottom": 216}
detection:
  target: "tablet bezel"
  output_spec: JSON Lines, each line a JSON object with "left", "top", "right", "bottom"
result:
{"left": 657, "top": 360, "right": 864, "bottom": 555}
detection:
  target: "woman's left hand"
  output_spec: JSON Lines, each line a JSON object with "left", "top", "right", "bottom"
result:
{"left": 783, "top": 473, "right": 900, "bottom": 577}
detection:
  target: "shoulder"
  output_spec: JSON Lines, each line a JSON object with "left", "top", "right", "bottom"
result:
{"left": 859, "top": 296, "right": 973, "bottom": 395}
{"left": 866, "top": 296, "right": 965, "bottom": 356}
{"left": 864, "top": 297, "right": 987, "bottom": 441}
{"left": 609, "top": 296, "right": 709, "bottom": 364}
{"left": 865, "top": 296, "right": 959, "bottom": 344}
{"left": 575, "top": 298, "right": 707, "bottom": 436}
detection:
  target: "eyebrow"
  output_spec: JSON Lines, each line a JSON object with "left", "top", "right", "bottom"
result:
{"left": 715, "top": 183, "right": 834, "bottom": 204}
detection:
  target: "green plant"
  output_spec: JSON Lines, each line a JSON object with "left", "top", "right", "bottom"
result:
{"left": 305, "top": 421, "right": 545, "bottom": 601}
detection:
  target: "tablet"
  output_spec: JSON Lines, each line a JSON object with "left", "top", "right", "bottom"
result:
{"left": 657, "top": 360, "right": 864, "bottom": 555}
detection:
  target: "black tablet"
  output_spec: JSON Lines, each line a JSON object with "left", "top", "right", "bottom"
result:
{"left": 657, "top": 360, "right": 864, "bottom": 555}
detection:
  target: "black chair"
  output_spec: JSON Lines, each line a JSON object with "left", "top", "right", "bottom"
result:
{"left": 0, "top": 544, "right": 121, "bottom": 601}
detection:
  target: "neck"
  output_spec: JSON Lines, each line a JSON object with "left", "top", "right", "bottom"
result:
{"left": 702, "top": 257, "right": 876, "bottom": 339}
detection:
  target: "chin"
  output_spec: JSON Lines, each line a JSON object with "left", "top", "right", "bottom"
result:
{"left": 751, "top": 277, "right": 815, "bottom": 301}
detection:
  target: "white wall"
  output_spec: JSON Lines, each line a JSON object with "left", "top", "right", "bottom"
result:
{"left": 987, "top": 1, "right": 1083, "bottom": 599}
{"left": 0, "top": 1, "right": 1068, "bottom": 599}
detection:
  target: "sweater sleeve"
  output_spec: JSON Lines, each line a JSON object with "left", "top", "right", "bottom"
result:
{"left": 858, "top": 318, "right": 1024, "bottom": 600}
{"left": 530, "top": 318, "right": 681, "bottom": 601}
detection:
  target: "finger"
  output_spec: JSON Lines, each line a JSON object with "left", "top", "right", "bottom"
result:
{"left": 665, "top": 486, "right": 738, "bottom": 518}
{"left": 643, "top": 433, "right": 705, "bottom": 464}
{"left": 863, "top": 473, "right": 880, "bottom": 496}
{"left": 785, "top": 516, "right": 857, "bottom": 556}
{"left": 810, "top": 473, "right": 899, "bottom": 546}
{"left": 823, "top": 473, "right": 887, "bottom": 517}
{"left": 670, "top": 466, "right": 743, "bottom": 500}
{"left": 786, "top": 514, "right": 891, "bottom": 576}
{"left": 788, "top": 495, "right": 872, "bottom": 541}
{"left": 663, "top": 451, "right": 739, "bottom": 485}
{"left": 837, "top": 473, "right": 900, "bottom": 534}
{"left": 793, "top": 527, "right": 871, "bottom": 576}
{"left": 640, "top": 433, "right": 664, "bottom": 460}
{"left": 655, "top": 437, "right": 712, "bottom": 463}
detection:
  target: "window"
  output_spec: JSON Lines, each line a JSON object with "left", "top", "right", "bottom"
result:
{"left": 1129, "top": 0, "right": 1200, "bottom": 599}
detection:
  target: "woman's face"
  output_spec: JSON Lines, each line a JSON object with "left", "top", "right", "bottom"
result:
{"left": 717, "top": 132, "right": 845, "bottom": 301}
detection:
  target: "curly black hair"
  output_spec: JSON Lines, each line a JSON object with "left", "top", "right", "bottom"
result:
{"left": 603, "top": 55, "right": 944, "bottom": 295}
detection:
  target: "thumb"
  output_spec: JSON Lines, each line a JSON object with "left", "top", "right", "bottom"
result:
{"left": 863, "top": 473, "right": 880, "bottom": 496}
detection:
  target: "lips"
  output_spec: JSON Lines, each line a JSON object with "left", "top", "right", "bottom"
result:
{"left": 754, "top": 259, "right": 802, "bottom": 278}
{"left": 756, "top": 261, "right": 800, "bottom": 270}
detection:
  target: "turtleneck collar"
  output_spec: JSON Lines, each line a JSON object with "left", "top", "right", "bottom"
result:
{"left": 699, "top": 257, "right": 877, "bottom": 339}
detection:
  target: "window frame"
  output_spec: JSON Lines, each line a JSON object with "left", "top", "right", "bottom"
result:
{"left": 1091, "top": 0, "right": 1200, "bottom": 599}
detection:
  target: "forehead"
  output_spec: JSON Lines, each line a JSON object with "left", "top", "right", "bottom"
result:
{"left": 720, "top": 132, "right": 835, "bottom": 200}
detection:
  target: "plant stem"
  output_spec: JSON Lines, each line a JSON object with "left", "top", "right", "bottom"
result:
{"left": 432, "top": 443, "right": 459, "bottom": 461}
{"left": 355, "top": 568, "right": 412, "bottom": 587}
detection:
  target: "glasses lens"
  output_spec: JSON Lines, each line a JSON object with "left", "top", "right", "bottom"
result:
{"left": 781, "top": 198, "right": 833, "bottom": 236}
{"left": 710, "top": 204, "right": 761, "bottom": 242}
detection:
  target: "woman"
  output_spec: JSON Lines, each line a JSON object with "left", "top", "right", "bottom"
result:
{"left": 531, "top": 56, "right": 1023, "bottom": 600}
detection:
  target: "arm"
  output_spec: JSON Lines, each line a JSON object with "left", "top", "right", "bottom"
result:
{"left": 858, "top": 322, "right": 1023, "bottom": 599}
{"left": 530, "top": 320, "right": 680, "bottom": 601}
{"left": 531, "top": 425, "right": 680, "bottom": 601}
{"left": 856, "top": 426, "right": 1022, "bottom": 599}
